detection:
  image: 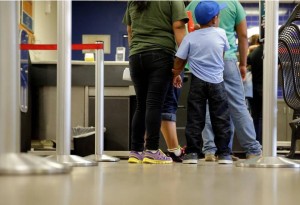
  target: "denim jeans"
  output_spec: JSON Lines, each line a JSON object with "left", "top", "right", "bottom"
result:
{"left": 129, "top": 50, "right": 173, "bottom": 151}
{"left": 161, "top": 72, "right": 184, "bottom": 122}
{"left": 185, "top": 75, "right": 231, "bottom": 156}
{"left": 202, "top": 59, "right": 262, "bottom": 155}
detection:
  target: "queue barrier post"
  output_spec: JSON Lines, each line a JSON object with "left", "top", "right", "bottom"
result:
{"left": 0, "top": 1, "right": 71, "bottom": 175}
{"left": 19, "top": 42, "right": 119, "bottom": 164}
{"left": 46, "top": 0, "right": 96, "bottom": 167}
{"left": 85, "top": 41, "right": 120, "bottom": 162}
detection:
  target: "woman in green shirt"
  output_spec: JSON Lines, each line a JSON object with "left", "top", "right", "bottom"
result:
{"left": 123, "top": 1, "right": 187, "bottom": 164}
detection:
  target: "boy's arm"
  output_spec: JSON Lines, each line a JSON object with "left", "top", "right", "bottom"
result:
{"left": 172, "top": 57, "right": 187, "bottom": 77}
{"left": 172, "top": 57, "right": 186, "bottom": 88}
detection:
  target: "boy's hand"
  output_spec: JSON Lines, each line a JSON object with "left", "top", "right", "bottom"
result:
{"left": 173, "top": 75, "right": 182, "bottom": 88}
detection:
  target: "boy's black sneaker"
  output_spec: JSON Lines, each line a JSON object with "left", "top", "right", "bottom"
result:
{"left": 182, "top": 153, "right": 198, "bottom": 164}
{"left": 218, "top": 154, "right": 233, "bottom": 164}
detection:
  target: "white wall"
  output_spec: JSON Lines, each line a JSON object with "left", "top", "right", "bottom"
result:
{"left": 30, "top": 1, "right": 57, "bottom": 61}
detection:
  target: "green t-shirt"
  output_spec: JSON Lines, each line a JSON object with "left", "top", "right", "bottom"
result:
{"left": 123, "top": 1, "right": 188, "bottom": 57}
{"left": 185, "top": 0, "right": 246, "bottom": 60}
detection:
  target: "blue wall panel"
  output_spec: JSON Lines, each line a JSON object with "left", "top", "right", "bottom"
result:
{"left": 71, "top": 1, "right": 298, "bottom": 61}
{"left": 72, "top": 1, "right": 127, "bottom": 61}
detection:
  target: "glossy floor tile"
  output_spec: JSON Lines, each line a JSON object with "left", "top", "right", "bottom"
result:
{"left": 1, "top": 159, "right": 300, "bottom": 205}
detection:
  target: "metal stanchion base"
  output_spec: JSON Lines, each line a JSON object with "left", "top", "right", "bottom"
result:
{"left": 0, "top": 153, "right": 71, "bottom": 175}
{"left": 86, "top": 154, "right": 120, "bottom": 162}
{"left": 236, "top": 156, "right": 300, "bottom": 168}
{"left": 47, "top": 155, "right": 98, "bottom": 167}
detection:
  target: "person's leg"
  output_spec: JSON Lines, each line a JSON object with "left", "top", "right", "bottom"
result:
{"left": 129, "top": 54, "right": 148, "bottom": 153}
{"left": 184, "top": 75, "right": 207, "bottom": 155}
{"left": 202, "top": 102, "right": 217, "bottom": 155}
{"left": 128, "top": 54, "right": 148, "bottom": 163}
{"left": 208, "top": 82, "right": 232, "bottom": 161}
{"left": 223, "top": 59, "right": 262, "bottom": 157}
{"left": 203, "top": 108, "right": 234, "bottom": 151}
{"left": 161, "top": 72, "right": 184, "bottom": 149}
{"left": 161, "top": 72, "right": 185, "bottom": 161}
{"left": 142, "top": 51, "right": 173, "bottom": 151}
{"left": 140, "top": 51, "right": 173, "bottom": 164}
{"left": 251, "top": 86, "right": 263, "bottom": 145}
{"left": 161, "top": 121, "right": 179, "bottom": 148}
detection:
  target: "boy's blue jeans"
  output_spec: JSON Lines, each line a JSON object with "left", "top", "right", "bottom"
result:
{"left": 185, "top": 74, "right": 231, "bottom": 156}
{"left": 202, "top": 59, "right": 262, "bottom": 155}
{"left": 129, "top": 50, "right": 173, "bottom": 151}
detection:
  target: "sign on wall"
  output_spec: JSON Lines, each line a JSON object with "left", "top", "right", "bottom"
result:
{"left": 82, "top": 34, "right": 111, "bottom": 54}
{"left": 21, "top": 0, "right": 34, "bottom": 33}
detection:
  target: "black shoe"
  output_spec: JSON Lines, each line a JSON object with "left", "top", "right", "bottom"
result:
{"left": 166, "top": 152, "right": 183, "bottom": 162}
{"left": 166, "top": 146, "right": 186, "bottom": 162}
{"left": 182, "top": 153, "right": 198, "bottom": 164}
{"left": 218, "top": 154, "right": 233, "bottom": 164}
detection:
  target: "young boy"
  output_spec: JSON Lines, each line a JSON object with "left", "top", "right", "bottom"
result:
{"left": 173, "top": 1, "right": 232, "bottom": 164}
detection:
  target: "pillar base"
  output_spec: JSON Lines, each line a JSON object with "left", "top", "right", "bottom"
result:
{"left": 236, "top": 156, "right": 300, "bottom": 168}
{"left": 47, "top": 155, "right": 98, "bottom": 167}
{"left": 0, "top": 153, "right": 71, "bottom": 175}
{"left": 86, "top": 154, "right": 120, "bottom": 162}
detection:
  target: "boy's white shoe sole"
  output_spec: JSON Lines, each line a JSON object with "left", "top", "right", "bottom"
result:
{"left": 182, "top": 159, "right": 198, "bottom": 164}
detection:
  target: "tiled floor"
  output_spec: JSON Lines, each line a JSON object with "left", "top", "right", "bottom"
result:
{"left": 1, "top": 158, "right": 300, "bottom": 205}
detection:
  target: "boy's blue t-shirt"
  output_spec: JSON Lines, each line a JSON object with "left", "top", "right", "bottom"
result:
{"left": 185, "top": 0, "right": 246, "bottom": 60}
{"left": 176, "top": 27, "right": 229, "bottom": 84}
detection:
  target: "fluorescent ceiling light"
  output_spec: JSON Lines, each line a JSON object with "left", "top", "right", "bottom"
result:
{"left": 245, "top": 8, "right": 287, "bottom": 16}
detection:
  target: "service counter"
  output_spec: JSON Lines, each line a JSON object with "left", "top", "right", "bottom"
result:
{"left": 29, "top": 61, "right": 134, "bottom": 151}
{"left": 30, "top": 60, "right": 133, "bottom": 90}
{"left": 28, "top": 60, "right": 190, "bottom": 153}
{"left": 27, "top": 61, "right": 296, "bottom": 154}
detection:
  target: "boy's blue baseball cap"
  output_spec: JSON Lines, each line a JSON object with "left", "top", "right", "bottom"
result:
{"left": 195, "top": 1, "right": 227, "bottom": 25}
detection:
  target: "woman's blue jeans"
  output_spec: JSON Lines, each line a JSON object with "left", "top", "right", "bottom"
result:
{"left": 129, "top": 50, "right": 173, "bottom": 151}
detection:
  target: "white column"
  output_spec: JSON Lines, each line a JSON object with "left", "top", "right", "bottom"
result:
{"left": 0, "top": 1, "right": 20, "bottom": 154}
{"left": 262, "top": 0, "right": 279, "bottom": 157}
{"left": 56, "top": 0, "right": 72, "bottom": 155}
{"left": 95, "top": 43, "right": 104, "bottom": 155}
